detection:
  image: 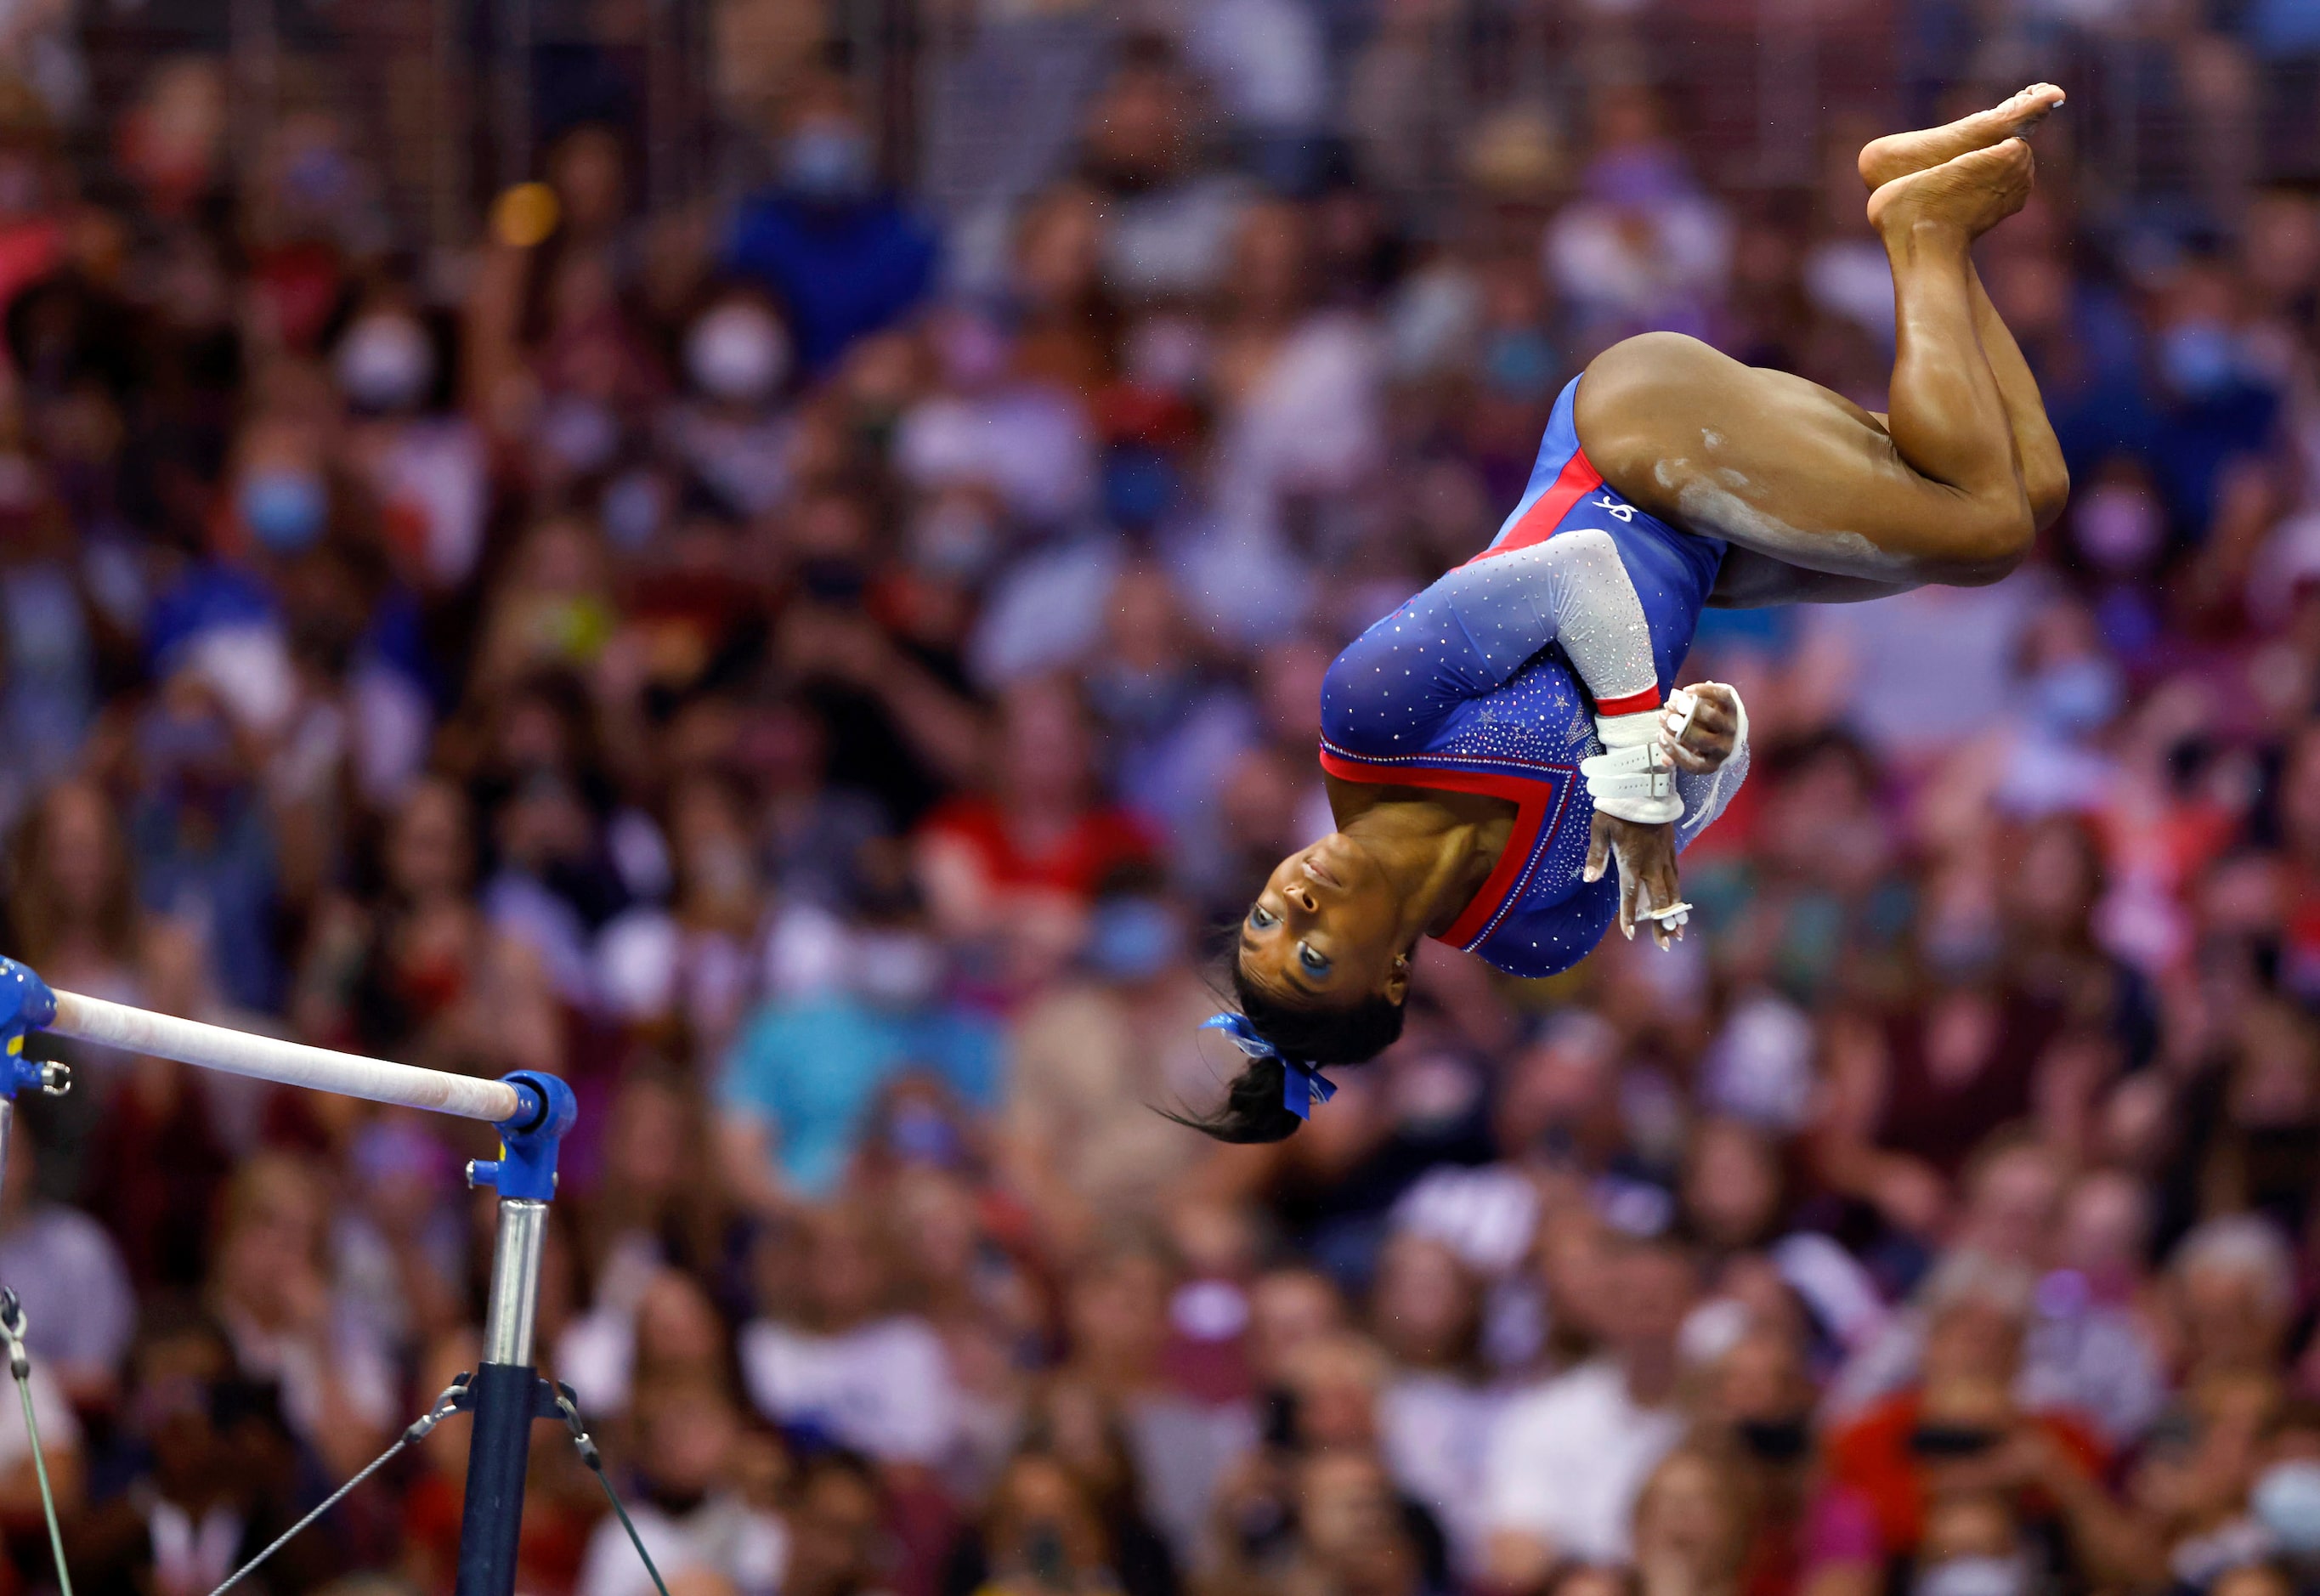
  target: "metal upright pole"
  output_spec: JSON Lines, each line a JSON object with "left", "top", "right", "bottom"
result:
{"left": 452, "top": 1072, "right": 576, "bottom": 1596}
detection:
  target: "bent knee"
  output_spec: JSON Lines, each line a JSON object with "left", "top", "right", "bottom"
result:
{"left": 2028, "top": 459, "right": 2071, "bottom": 534}
{"left": 1937, "top": 496, "right": 2038, "bottom": 585}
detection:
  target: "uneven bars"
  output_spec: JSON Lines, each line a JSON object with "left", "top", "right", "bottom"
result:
{"left": 43, "top": 988, "right": 526, "bottom": 1123}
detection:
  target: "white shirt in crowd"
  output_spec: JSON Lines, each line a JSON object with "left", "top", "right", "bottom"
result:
{"left": 738, "top": 1316, "right": 959, "bottom": 1465}
{"left": 1482, "top": 1358, "right": 1683, "bottom": 1565}
{"left": 0, "top": 1361, "right": 77, "bottom": 1477}
{"left": 576, "top": 1494, "right": 786, "bottom": 1596}
{"left": 0, "top": 1203, "right": 135, "bottom": 1384}
{"left": 1380, "top": 1370, "right": 1497, "bottom": 1573}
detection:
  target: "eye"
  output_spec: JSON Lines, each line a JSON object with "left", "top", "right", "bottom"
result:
{"left": 1298, "top": 942, "right": 1332, "bottom": 976}
{"left": 1248, "top": 905, "right": 1278, "bottom": 931}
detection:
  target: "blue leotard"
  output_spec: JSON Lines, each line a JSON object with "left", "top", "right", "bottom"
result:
{"left": 1317, "top": 376, "right": 1738, "bottom": 979}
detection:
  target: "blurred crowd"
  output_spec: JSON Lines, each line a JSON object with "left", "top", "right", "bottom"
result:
{"left": 2, "top": 1, "right": 2320, "bottom": 1595}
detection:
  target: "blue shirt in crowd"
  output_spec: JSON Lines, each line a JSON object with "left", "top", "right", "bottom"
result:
{"left": 718, "top": 991, "right": 1001, "bottom": 1199}
{"left": 724, "top": 192, "right": 940, "bottom": 371}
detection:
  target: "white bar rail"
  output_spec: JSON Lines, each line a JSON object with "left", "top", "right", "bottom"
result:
{"left": 47, "top": 989, "right": 525, "bottom": 1123}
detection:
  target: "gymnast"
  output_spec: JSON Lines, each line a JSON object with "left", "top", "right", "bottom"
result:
{"left": 1187, "top": 87, "right": 2074, "bottom": 1141}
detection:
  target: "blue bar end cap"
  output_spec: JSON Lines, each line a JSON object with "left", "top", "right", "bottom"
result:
{"left": 470, "top": 1070, "right": 576, "bottom": 1201}
{"left": 0, "top": 959, "right": 56, "bottom": 1101}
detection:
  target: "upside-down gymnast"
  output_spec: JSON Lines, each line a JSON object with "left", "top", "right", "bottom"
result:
{"left": 1185, "top": 87, "right": 2075, "bottom": 1141}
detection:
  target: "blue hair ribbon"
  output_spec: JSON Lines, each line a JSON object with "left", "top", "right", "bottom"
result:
{"left": 1200, "top": 1013, "right": 1338, "bottom": 1120}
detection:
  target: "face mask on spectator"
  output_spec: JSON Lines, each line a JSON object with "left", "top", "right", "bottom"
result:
{"left": 336, "top": 314, "right": 435, "bottom": 412}
{"left": 1482, "top": 328, "right": 1558, "bottom": 401}
{"left": 239, "top": 468, "right": 328, "bottom": 553}
{"left": 1085, "top": 895, "right": 1181, "bottom": 982}
{"left": 1103, "top": 447, "right": 1179, "bottom": 529}
{"left": 782, "top": 124, "right": 874, "bottom": 203}
{"left": 908, "top": 499, "right": 999, "bottom": 582}
{"left": 2159, "top": 320, "right": 2240, "bottom": 399}
{"left": 1734, "top": 1417, "right": 1810, "bottom": 1463}
{"left": 886, "top": 1101, "right": 964, "bottom": 1166}
{"left": 601, "top": 469, "right": 666, "bottom": 552}
{"left": 284, "top": 144, "right": 353, "bottom": 209}
{"left": 539, "top": 395, "right": 620, "bottom": 474}
{"left": 851, "top": 929, "right": 943, "bottom": 1007}
{"left": 686, "top": 303, "right": 791, "bottom": 405}
{"left": 1914, "top": 1555, "right": 2034, "bottom": 1596}
{"left": 1085, "top": 661, "right": 1191, "bottom": 736}
{"left": 1920, "top": 906, "right": 2000, "bottom": 981}
{"left": 2073, "top": 482, "right": 2163, "bottom": 574}
{"left": 2255, "top": 1460, "right": 2320, "bottom": 1554}
{"left": 799, "top": 557, "right": 870, "bottom": 606}
{"left": 2028, "top": 656, "right": 2121, "bottom": 737}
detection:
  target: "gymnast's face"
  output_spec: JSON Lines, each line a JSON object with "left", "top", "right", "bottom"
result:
{"left": 1238, "top": 835, "right": 1412, "bottom": 1008}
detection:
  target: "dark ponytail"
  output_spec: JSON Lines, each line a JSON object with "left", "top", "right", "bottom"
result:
{"left": 1164, "top": 957, "right": 1408, "bottom": 1144}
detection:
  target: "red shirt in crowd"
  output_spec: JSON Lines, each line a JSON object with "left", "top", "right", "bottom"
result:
{"left": 1821, "top": 1391, "right": 2108, "bottom": 1557}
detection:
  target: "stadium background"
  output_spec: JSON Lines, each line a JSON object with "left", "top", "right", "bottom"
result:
{"left": 0, "top": 0, "right": 2318, "bottom": 1593}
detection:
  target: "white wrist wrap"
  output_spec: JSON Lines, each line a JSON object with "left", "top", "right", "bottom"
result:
{"left": 1584, "top": 708, "right": 1683, "bottom": 825}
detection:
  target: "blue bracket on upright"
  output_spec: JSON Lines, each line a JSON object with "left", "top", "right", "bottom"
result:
{"left": 466, "top": 1069, "right": 577, "bottom": 1200}
{"left": 0, "top": 959, "right": 60, "bottom": 1102}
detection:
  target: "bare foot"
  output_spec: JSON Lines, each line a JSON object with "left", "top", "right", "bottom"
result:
{"left": 1858, "top": 83, "right": 2065, "bottom": 192}
{"left": 1867, "top": 139, "right": 2035, "bottom": 246}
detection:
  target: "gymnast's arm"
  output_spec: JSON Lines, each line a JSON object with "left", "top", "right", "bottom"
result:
{"left": 1669, "top": 682, "right": 1751, "bottom": 852}
{"left": 1327, "top": 529, "right": 1661, "bottom": 740}
{"left": 1583, "top": 681, "right": 1749, "bottom": 951}
{"left": 1426, "top": 529, "right": 1661, "bottom": 709}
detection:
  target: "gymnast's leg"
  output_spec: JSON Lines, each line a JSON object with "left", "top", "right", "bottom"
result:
{"left": 1574, "top": 93, "right": 2068, "bottom": 591}
{"left": 1859, "top": 84, "right": 2070, "bottom": 533}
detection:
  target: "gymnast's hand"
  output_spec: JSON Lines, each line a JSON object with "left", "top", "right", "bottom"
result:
{"left": 1583, "top": 812, "right": 1685, "bottom": 950}
{"left": 1661, "top": 682, "right": 1744, "bottom": 772}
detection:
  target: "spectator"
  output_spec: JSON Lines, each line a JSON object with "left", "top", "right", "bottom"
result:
{"left": 724, "top": 76, "right": 939, "bottom": 372}
{"left": 780, "top": 1450, "right": 891, "bottom": 1596}
{"left": 0, "top": 1120, "right": 133, "bottom": 1405}
{"left": 737, "top": 1203, "right": 963, "bottom": 1468}
{"left": 999, "top": 880, "right": 1220, "bottom": 1254}
{"left": 575, "top": 1376, "right": 788, "bottom": 1596}
{"left": 465, "top": 121, "right": 659, "bottom": 453}
{"left": 1631, "top": 1446, "right": 1752, "bottom": 1596}
{"left": 717, "top": 874, "right": 999, "bottom": 1208}
{"left": 70, "top": 1312, "right": 308, "bottom": 1596}
{"left": 986, "top": 1379, "right": 1179, "bottom": 1596}
{"left": 2167, "top": 1217, "right": 2300, "bottom": 1389}
{"left": 1367, "top": 1233, "right": 1493, "bottom": 1573}
{"left": 123, "top": 673, "right": 280, "bottom": 1012}
{"left": 3, "top": 777, "right": 140, "bottom": 1000}
{"left": 294, "top": 775, "right": 484, "bottom": 1060}
{"left": 940, "top": 1450, "right": 1123, "bottom": 1596}
{"left": 1482, "top": 1233, "right": 1698, "bottom": 1582}
{"left": 1072, "top": 37, "right": 1250, "bottom": 304}
{"left": 914, "top": 676, "right": 1158, "bottom": 990}
{"left": 560, "top": 1264, "right": 740, "bottom": 1425}
{"left": 1818, "top": 1259, "right": 2151, "bottom": 1582}
{"left": 1697, "top": 1321, "right": 1882, "bottom": 1596}
{"left": 1285, "top": 1450, "right": 1435, "bottom": 1596}
{"left": 203, "top": 1154, "right": 395, "bottom": 1480}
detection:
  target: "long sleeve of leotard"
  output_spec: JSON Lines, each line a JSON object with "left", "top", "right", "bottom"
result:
{"left": 1672, "top": 689, "right": 1751, "bottom": 854}
{"left": 1434, "top": 529, "right": 1661, "bottom": 708}
{"left": 1321, "top": 529, "right": 1661, "bottom": 753}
